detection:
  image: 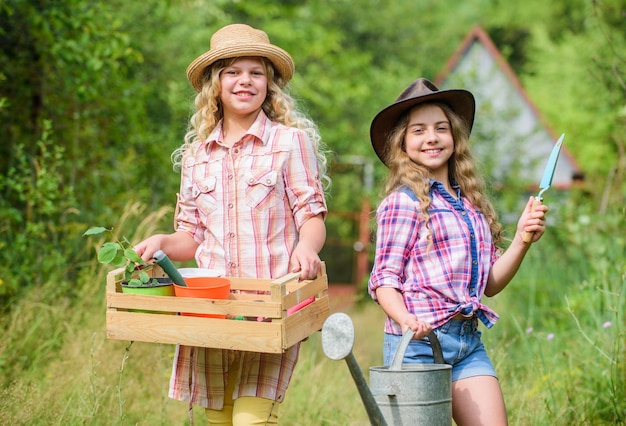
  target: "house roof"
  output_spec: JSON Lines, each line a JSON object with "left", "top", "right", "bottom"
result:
{"left": 435, "top": 25, "right": 582, "bottom": 190}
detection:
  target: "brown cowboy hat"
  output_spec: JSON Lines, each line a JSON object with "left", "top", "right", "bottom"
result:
{"left": 186, "top": 24, "right": 295, "bottom": 92}
{"left": 370, "top": 78, "right": 475, "bottom": 165}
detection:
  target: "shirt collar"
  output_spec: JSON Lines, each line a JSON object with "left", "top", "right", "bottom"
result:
{"left": 429, "top": 178, "right": 461, "bottom": 199}
{"left": 206, "top": 110, "right": 271, "bottom": 147}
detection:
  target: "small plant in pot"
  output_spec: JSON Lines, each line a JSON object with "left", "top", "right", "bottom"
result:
{"left": 83, "top": 226, "right": 174, "bottom": 297}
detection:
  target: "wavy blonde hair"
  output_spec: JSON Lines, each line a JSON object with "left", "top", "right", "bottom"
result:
{"left": 172, "top": 57, "right": 330, "bottom": 190}
{"left": 382, "top": 102, "right": 502, "bottom": 247}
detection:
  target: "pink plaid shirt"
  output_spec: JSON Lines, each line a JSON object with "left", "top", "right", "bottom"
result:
{"left": 368, "top": 183, "right": 500, "bottom": 333}
{"left": 170, "top": 111, "right": 327, "bottom": 409}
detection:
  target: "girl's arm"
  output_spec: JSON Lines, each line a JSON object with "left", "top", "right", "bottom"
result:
{"left": 375, "top": 287, "right": 432, "bottom": 339}
{"left": 290, "top": 214, "right": 326, "bottom": 280}
{"left": 134, "top": 231, "right": 199, "bottom": 263}
{"left": 485, "top": 196, "right": 548, "bottom": 297}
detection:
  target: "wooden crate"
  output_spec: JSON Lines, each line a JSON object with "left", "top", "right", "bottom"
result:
{"left": 105, "top": 264, "right": 330, "bottom": 354}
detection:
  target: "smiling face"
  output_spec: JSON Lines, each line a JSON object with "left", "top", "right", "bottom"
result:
{"left": 404, "top": 103, "right": 454, "bottom": 183}
{"left": 219, "top": 57, "right": 268, "bottom": 121}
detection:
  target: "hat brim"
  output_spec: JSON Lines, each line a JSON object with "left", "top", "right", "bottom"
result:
{"left": 370, "top": 89, "right": 475, "bottom": 166}
{"left": 186, "top": 44, "right": 295, "bottom": 92}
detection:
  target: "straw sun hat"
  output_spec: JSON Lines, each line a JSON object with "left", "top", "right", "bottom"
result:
{"left": 186, "top": 24, "right": 295, "bottom": 92}
{"left": 370, "top": 78, "right": 476, "bottom": 166}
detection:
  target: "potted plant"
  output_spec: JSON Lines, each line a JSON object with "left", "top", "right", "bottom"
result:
{"left": 83, "top": 226, "right": 174, "bottom": 297}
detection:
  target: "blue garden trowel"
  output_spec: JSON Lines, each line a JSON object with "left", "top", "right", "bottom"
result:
{"left": 521, "top": 133, "right": 565, "bottom": 243}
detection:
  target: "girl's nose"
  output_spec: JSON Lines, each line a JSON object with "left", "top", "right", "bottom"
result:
{"left": 425, "top": 127, "right": 438, "bottom": 142}
{"left": 239, "top": 72, "right": 252, "bottom": 84}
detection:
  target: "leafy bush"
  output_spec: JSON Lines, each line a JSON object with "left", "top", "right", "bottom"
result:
{"left": 0, "top": 120, "right": 79, "bottom": 301}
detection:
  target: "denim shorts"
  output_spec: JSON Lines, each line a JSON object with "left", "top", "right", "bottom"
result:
{"left": 383, "top": 317, "right": 497, "bottom": 382}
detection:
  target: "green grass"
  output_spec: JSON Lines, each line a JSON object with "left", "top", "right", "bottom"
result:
{"left": 0, "top": 282, "right": 622, "bottom": 425}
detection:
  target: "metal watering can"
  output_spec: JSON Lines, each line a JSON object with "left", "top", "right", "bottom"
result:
{"left": 322, "top": 313, "right": 452, "bottom": 426}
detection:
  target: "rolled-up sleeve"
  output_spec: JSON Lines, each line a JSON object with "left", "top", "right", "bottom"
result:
{"left": 284, "top": 130, "right": 327, "bottom": 229}
{"left": 368, "top": 191, "right": 420, "bottom": 302}
{"left": 175, "top": 149, "right": 204, "bottom": 244}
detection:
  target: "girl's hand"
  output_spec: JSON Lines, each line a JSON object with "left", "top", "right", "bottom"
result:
{"left": 291, "top": 214, "right": 326, "bottom": 280}
{"left": 402, "top": 315, "right": 432, "bottom": 340}
{"left": 133, "top": 235, "right": 165, "bottom": 263}
{"left": 518, "top": 196, "right": 549, "bottom": 243}
{"left": 289, "top": 241, "right": 322, "bottom": 280}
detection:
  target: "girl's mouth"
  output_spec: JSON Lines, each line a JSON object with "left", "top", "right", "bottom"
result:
{"left": 423, "top": 148, "right": 442, "bottom": 155}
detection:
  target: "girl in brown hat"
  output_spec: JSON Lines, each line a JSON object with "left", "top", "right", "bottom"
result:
{"left": 135, "top": 24, "right": 329, "bottom": 425}
{"left": 368, "top": 78, "right": 548, "bottom": 425}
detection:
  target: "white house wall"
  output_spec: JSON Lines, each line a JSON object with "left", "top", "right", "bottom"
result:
{"left": 437, "top": 30, "right": 579, "bottom": 190}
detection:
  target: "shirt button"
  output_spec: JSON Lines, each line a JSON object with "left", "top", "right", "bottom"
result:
{"left": 228, "top": 174, "right": 233, "bottom": 180}
{"left": 228, "top": 203, "right": 233, "bottom": 209}
{"left": 234, "top": 149, "right": 239, "bottom": 154}
{"left": 462, "top": 211, "right": 466, "bottom": 215}
{"left": 266, "top": 179, "right": 272, "bottom": 184}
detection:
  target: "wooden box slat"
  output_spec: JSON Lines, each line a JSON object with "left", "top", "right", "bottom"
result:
{"left": 105, "top": 263, "right": 330, "bottom": 353}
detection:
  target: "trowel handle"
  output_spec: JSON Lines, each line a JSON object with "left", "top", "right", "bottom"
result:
{"left": 153, "top": 250, "right": 187, "bottom": 287}
{"left": 521, "top": 197, "right": 543, "bottom": 243}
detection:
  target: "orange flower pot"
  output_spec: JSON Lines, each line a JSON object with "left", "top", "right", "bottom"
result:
{"left": 173, "top": 277, "right": 231, "bottom": 318}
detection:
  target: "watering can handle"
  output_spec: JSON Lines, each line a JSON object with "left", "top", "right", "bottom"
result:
{"left": 390, "top": 330, "right": 445, "bottom": 371}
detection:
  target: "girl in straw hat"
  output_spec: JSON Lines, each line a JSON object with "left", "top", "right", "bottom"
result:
{"left": 135, "top": 24, "right": 329, "bottom": 425}
{"left": 367, "top": 78, "right": 548, "bottom": 425}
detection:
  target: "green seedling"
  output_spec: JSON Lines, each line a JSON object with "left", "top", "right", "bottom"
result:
{"left": 83, "top": 226, "right": 156, "bottom": 286}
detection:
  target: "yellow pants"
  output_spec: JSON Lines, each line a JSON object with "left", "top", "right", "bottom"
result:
{"left": 205, "top": 358, "right": 280, "bottom": 426}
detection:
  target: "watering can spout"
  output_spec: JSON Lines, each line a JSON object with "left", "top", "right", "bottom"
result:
{"left": 322, "top": 313, "right": 453, "bottom": 426}
{"left": 321, "top": 313, "right": 389, "bottom": 426}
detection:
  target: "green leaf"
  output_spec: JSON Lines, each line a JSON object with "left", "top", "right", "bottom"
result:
{"left": 124, "top": 263, "right": 135, "bottom": 283}
{"left": 124, "top": 248, "right": 143, "bottom": 264}
{"left": 83, "top": 226, "right": 109, "bottom": 236}
{"left": 128, "top": 278, "right": 143, "bottom": 286}
{"left": 138, "top": 271, "right": 150, "bottom": 283}
{"left": 125, "top": 263, "right": 135, "bottom": 274}
{"left": 110, "top": 254, "right": 127, "bottom": 267}
{"left": 97, "top": 242, "right": 121, "bottom": 264}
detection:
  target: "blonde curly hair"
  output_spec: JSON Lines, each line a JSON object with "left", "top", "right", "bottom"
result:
{"left": 172, "top": 57, "right": 330, "bottom": 191}
{"left": 382, "top": 102, "right": 502, "bottom": 247}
